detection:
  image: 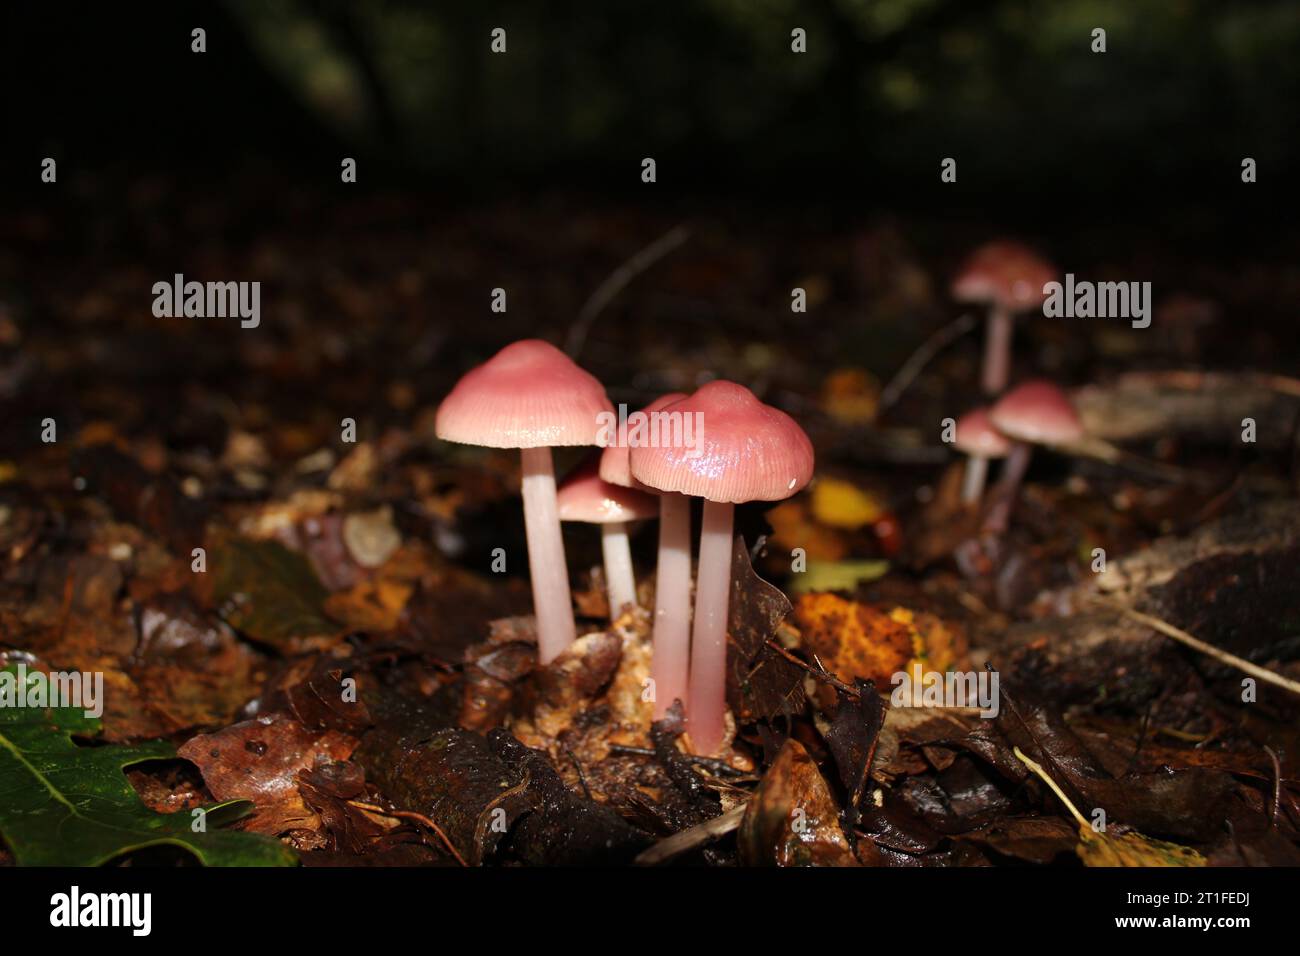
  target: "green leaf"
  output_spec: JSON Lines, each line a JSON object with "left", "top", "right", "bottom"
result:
{"left": 0, "top": 666, "right": 297, "bottom": 866}
{"left": 789, "top": 559, "right": 890, "bottom": 594}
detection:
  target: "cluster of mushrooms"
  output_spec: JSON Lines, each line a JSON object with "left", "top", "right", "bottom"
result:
{"left": 435, "top": 339, "right": 813, "bottom": 755}
{"left": 949, "top": 241, "right": 1083, "bottom": 534}
{"left": 432, "top": 244, "right": 1072, "bottom": 755}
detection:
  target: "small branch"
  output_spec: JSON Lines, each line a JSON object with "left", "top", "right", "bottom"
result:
{"left": 1013, "top": 746, "right": 1089, "bottom": 828}
{"left": 1105, "top": 602, "right": 1300, "bottom": 698}
{"left": 565, "top": 224, "right": 692, "bottom": 359}
{"left": 607, "top": 744, "right": 750, "bottom": 777}
{"left": 346, "top": 799, "right": 468, "bottom": 867}
{"left": 634, "top": 804, "right": 747, "bottom": 866}
{"left": 764, "top": 638, "right": 860, "bottom": 698}
{"left": 878, "top": 312, "right": 978, "bottom": 411}
{"left": 1264, "top": 746, "right": 1282, "bottom": 829}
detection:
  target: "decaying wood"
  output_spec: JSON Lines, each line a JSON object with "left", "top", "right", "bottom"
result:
{"left": 1092, "top": 499, "right": 1300, "bottom": 600}
{"left": 995, "top": 500, "right": 1300, "bottom": 706}
{"left": 635, "top": 804, "right": 747, "bottom": 866}
{"left": 1073, "top": 371, "right": 1300, "bottom": 447}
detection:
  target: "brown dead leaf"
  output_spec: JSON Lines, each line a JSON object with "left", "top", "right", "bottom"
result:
{"left": 179, "top": 712, "right": 358, "bottom": 834}
{"left": 739, "top": 739, "right": 857, "bottom": 866}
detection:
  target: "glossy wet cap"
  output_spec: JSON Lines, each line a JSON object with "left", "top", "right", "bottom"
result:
{"left": 953, "top": 407, "right": 1012, "bottom": 458}
{"left": 557, "top": 457, "right": 659, "bottom": 523}
{"left": 435, "top": 339, "right": 614, "bottom": 448}
{"left": 952, "top": 241, "right": 1056, "bottom": 312}
{"left": 629, "top": 381, "right": 814, "bottom": 503}
{"left": 990, "top": 380, "right": 1083, "bottom": 445}
{"left": 598, "top": 392, "right": 689, "bottom": 489}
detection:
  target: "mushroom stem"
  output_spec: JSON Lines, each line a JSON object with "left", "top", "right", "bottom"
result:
{"left": 961, "top": 454, "right": 990, "bottom": 504}
{"left": 981, "top": 302, "right": 1014, "bottom": 395}
{"left": 600, "top": 521, "right": 636, "bottom": 618}
{"left": 520, "top": 446, "right": 577, "bottom": 663}
{"left": 982, "top": 441, "right": 1032, "bottom": 535}
{"left": 651, "top": 492, "right": 692, "bottom": 719}
{"left": 688, "top": 498, "right": 734, "bottom": 755}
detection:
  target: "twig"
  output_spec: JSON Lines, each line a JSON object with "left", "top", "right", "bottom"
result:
{"left": 564, "top": 745, "right": 593, "bottom": 800}
{"left": 1105, "top": 601, "right": 1300, "bottom": 698}
{"left": 764, "top": 638, "right": 860, "bottom": 698}
{"left": 346, "top": 799, "right": 468, "bottom": 867}
{"left": 1063, "top": 436, "right": 1216, "bottom": 489}
{"left": 1013, "top": 746, "right": 1089, "bottom": 828}
{"left": 607, "top": 744, "right": 750, "bottom": 777}
{"left": 1264, "top": 746, "right": 1282, "bottom": 829}
{"left": 634, "top": 804, "right": 747, "bottom": 866}
{"left": 878, "top": 312, "right": 978, "bottom": 411}
{"left": 565, "top": 224, "right": 692, "bottom": 359}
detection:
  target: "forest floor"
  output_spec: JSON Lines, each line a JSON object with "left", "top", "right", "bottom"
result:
{"left": 1, "top": 184, "right": 1298, "bottom": 866}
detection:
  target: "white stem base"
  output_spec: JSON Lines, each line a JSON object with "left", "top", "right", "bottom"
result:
{"left": 651, "top": 493, "right": 692, "bottom": 720}
{"left": 961, "top": 455, "right": 989, "bottom": 505}
{"left": 520, "top": 447, "right": 576, "bottom": 664}
{"left": 688, "top": 499, "right": 734, "bottom": 755}
{"left": 601, "top": 521, "right": 637, "bottom": 618}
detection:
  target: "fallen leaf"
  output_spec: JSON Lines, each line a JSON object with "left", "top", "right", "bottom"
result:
{"left": 211, "top": 536, "right": 345, "bottom": 652}
{"left": 0, "top": 666, "right": 294, "bottom": 866}
{"left": 739, "top": 739, "right": 857, "bottom": 866}
{"left": 1014, "top": 746, "right": 1205, "bottom": 867}
{"left": 811, "top": 477, "right": 886, "bottom": 530}
{"left": 178, "top": 712, "right": 358, "bottom": 835}
{"left": 726, "top": 536, "right": 806, "bottom": 722}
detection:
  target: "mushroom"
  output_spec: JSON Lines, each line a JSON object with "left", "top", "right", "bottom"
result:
{"left": 435, "top": 339, "right": 614, "bottom": 664}
{"left": 952, "top": 241, "right": 1056, "bottom": 395}
{"left": 630, "top": 381, "right": 814, "bottom": 754}
{"left": 557, "top": 456, "right": 658, "bottom": 620}
{"left": 953, "top": 406, "right": 1012, "bottom": 505}
{"left": 982, "top": 379, "right": 1083, "bottom": 534}
{"left": 599, "top": 393, "right": 692, "bottom": 719}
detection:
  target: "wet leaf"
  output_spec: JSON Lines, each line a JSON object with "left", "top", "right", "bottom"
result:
{"left": 726, "top": 536, "right": 806, "bottom": 722}
{"left": 1014, "top": 746, "right": 1205, "bottom": 868}
{"left": 211, "top": 536, "right": 345, "bottom": 652}
{"left": 178, "top": 713, "right": 358, "bottom": 835}
{"left": 739, "top": 739, "right": 857, "bottom": 866}
{"left": 0, "top": 666, "right": 295, "bottom": 866}
{"left": 824, "top": 680, "right": 886, "bottom": 823}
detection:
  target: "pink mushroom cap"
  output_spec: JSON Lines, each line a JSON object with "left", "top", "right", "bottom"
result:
{"left": 954, "top": 407, "right": 1012, "bottom": 458}
{"left": 598, "top": 392, "right": 689, "bottom": 489}
{"left": 557, "top": 458, "right": 659, "bottom": 524}
{"left": 435, "top": 339, "right": 614, "bottom": 448}
{"left": 952, "top": 241, "right": 1056, "bottom": 312}
{"left": 989, "top": 380, "right": 1084, "bottom": 446}
{"left": 629, "top": 381, "right": 814, "bottom": 504}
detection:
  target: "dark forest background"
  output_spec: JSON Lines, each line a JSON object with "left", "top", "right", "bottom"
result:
{"left": 3, "top": 0, "right": 1296, "bottom": 222}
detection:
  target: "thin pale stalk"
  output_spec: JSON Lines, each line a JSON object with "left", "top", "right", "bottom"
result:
{"left": 982, "top": 441, "right": 1031, "bottom": 535}
{"left": 520, "top": 446, "right": 576, "bottom": 663}
{"left": 651, "top": 493, "right": 692, "bottom": 719}
{"left": 688, "top": 499, "right": 734, "bottom": 755}
{"left": 981, "top": 302, "right": 1014, "bottom": 395}
{"left": 961, "top": 454, "right": 990, "bottom": 504}
{"left": 601, "top": 521, "right": 636, "bottom": 618}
